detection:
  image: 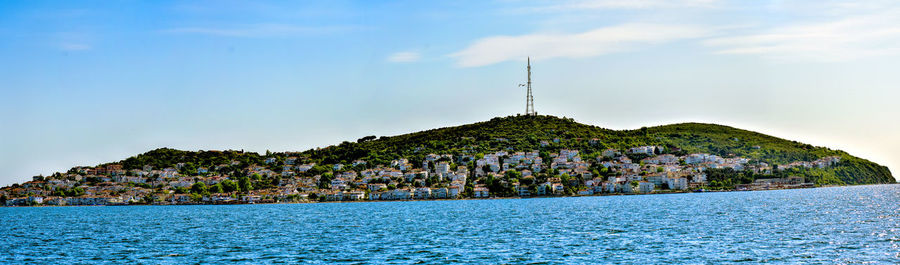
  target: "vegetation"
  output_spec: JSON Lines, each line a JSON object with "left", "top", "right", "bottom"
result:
{"left": 111, "top": 115, "right": 893, "bottom": 187}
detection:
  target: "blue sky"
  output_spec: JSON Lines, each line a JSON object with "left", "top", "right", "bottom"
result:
{"left": 1, "top": 0, "right": 899, "bottom": 185}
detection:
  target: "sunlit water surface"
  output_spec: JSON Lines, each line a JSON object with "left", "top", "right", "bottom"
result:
{"left": 2, "top": 185, "right": 899, "bottom": 264}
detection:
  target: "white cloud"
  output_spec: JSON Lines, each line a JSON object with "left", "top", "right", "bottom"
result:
{"left": 704, "top": 8, "right": 900, "bottom": 61}
{"left": 54, "top": 32, "right": 92, "bottom": 51}
{"left": 59, "top": 43, "right": 91, "bottom": 51}
{"left": 450, "top": 23, "right": 710, "bottom": 67}
{"left": 513, "top": 0, "right": 720, "bottom": 12}
{"left": 163, "top": 24, "right": 355, "bottom": 37}
{"left": 387, "top": 51, "right": 421, "bottom": 63}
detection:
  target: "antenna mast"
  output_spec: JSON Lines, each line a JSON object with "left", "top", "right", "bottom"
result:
{"left": 525, "top": 57, "right": 535, "bottom": 116}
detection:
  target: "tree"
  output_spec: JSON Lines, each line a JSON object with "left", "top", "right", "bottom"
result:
{"left": 0, "top": 194, "right": 6, "bottom": 205}
{"left": 505, "top": 169, "right": 522, "bottom": 181}
{"left": 238, "top": 176, "right": 253, "bottom": 192}
{"left": 270, "top": 176, "right": 282, "bottom": 187}
{"left": 191, "top": 182, "right": 208, "bottom": 194}
{"left": 142, "top": 194, "right": 157, "bottom": 204}
{"left": 307, "top": 165, "right": 331, "bottom": 176}
{"left": 357, "top": 135, "right": 377, "bottom": 143}
{"left": 560, "top": 173, "right": 571, "bottom": 186}
{"left": 174, "top": 187, "right": 189, "bottom": 194}
{"left": 317, "top": 173, "right": 334, "bottom": 189}
{"left": 66, "top": 187, "right": 85, "bottom": 197}
{"left": 178, "top": 162, "right": 197, "bottom": 175}
{"left": 210, "top": 183, "right": 224, "bottom": 194}
{"left": 221, "top": 179, "right": 237, "bottom": 193}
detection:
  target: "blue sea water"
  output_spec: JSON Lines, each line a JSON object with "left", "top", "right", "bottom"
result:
{"left": 2, "top": 185, "right": 899, "bottom": 264}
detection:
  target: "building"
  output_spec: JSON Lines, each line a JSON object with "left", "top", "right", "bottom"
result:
{"left": 431, "top": 188, "right": 448, "bottom": 199}
{"left": 518, "top": 186, "right": 531, "bottom": 197}
{"left": 667, "top": 177, "right": 688, "bottom": 190}
{"left": 344, "top": 191, "right": 365, "bottom": 200}
{"left": 638, "top": 182, "right": 655, "bottom": 193}
{"left": 473, "top": 187, "right": 489, "bottom": 198}
{"left": 414, "top": 188, "right": 432, "bottom": 199}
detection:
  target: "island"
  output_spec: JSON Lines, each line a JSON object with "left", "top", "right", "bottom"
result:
{"left": 1, "top": 115, "right": 894, "bottom": 206}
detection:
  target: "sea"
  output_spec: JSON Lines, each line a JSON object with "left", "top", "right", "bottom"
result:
{"left": 2, "top": 184, "right": 899, "bottom": 264}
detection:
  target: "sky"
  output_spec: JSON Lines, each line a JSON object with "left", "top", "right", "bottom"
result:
{"left": 1, "top": 0, "right": 899, "bottom": 186}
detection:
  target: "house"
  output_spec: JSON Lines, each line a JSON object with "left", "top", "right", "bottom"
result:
{"left": 27, "top": 196, "right": 44, "bottom": 205}
{"left": 367, "top": 183, "right": 387, "bottom": 191}
{"left": 171, "top": 194, "right": 193, "bottom": 203}
{"left": 297, "top": 164, "right": 314, "bottom": 172}
{"left": 646, "top": 175, "right": 666, "bottom": 186}
{"left": 330, "top": 179, "right": 347, "bottom": 190}
{"left": 642, "top": 154, "right": 678, "bottom": 165}
{"left": 435, "top": 162, "right": 451, "bottom": 175}
{"left": 203, "top": 194, "right": 232, "bottom": 203}
{"left": 44, "top": 197, "right": 67, "bottom": 206}
{"left": 264, "top": 158, "right": 277, "bottom": 164}
{"left": 620, "top": 183, "right": 635, "bottom": 193}
{"left": 690, "top": 174, "right": 707, "bottom": 184}
{"left": 667, "top": 177, "right": 688, "bottom": 190}
{"left": 601, "top": 149, "right": 620, "bottom": 158}
{"left": 627, "top": 146, "right": 661, "bottom": 156}
{"left": 325, "top": 192, "right": 343, "bottom": 201}
{"left": 638, "top": 182, "right": 655, "bottom": 193}
{"left": 448, "top": 186, "right": 461, "bottom": 198}
{"left": 537, "top": 182, "right": 551, "bottom": 195}
{"left": 414, "top": 187, "right": 431, "bottom": 199}
{"left": 593, "top": 185, "right": 605, "bottom": 194}
{"left": 243, "top": 195, "right": 262, "bottom": 203}
{"left": 473, "top": 187, "right": 489, "bottom": 198}
{"left": 169, "top": 181, "right": 192, "bottom": 188}
{"left": 344, "top": 191, "right": 365, "bottom": 200}
{"left": 552, "top": 183, "right": 565, "bottom": 194}
{"left": 518, "top": 186, "right": 531, "bottom": 197}
{"left": 383, "top": 189, "right": 412, "bottom": 200}
{"left": 431, "top": 188, "right": 448, "bottom": 199}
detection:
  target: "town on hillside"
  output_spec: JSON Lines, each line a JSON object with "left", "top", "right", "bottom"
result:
{"left": 1, "top": 142, "right": 843, "bottom": 206}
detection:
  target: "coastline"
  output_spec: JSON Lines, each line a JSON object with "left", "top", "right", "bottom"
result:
{"left": 6, "top": 183, "right": 894, "bottom": 208}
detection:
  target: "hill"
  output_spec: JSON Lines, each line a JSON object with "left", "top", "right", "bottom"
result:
{"left": 119, "top": 115, "right": 893, "bottom": 186}
{"left": 4, "top": 115, "right": 895, "bottom": 206}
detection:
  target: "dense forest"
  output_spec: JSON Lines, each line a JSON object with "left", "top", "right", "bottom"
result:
{"left": 111, "top": 115, "right": 895, "bottom": 186}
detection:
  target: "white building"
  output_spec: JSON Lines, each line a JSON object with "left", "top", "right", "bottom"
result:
{"left": 638, "top": 182, "right": 655, "bottom": 193}
{"left": 414, "top": 188, "right": 432, "bottom": 199}
{"left": 473, "top": 187, "right": 489, "bottom": 198}
{"left": 667, "top": 177, "right": 689, "bottom": 190}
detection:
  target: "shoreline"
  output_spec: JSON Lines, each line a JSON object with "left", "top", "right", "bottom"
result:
{"left": 4, "top": 183, "right": 895, "bottom": 208}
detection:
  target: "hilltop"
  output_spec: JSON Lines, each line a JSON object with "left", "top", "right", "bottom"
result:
{"left": 1, "top": 115, "right": 894, "bottom": 206}
{"left": 96, "top": 115, "right": 897, "bottom": 186}
{"left": 305, "top": 115, "right": 893, "bottom": 185}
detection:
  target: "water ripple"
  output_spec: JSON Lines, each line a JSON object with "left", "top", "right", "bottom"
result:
{"left": 1, "top": 185, "right": 899, "bottom": 264}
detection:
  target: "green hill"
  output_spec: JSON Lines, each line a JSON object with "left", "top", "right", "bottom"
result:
{"left": 116, "top": 115, "right": 893, "bottom": 186}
